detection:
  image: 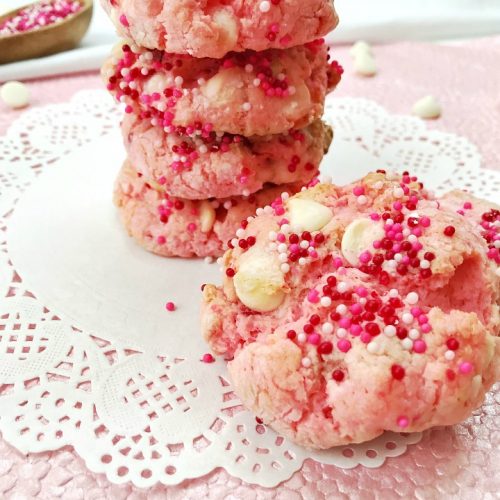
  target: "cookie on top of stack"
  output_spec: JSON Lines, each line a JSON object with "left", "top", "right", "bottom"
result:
{"left": 102, "top": 0, "right": 342, "bottom": 257}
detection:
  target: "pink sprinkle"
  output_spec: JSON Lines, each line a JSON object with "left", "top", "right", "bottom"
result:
{"left": 350, "top": 324, "right": 362, "bottom": 336}
{"left": 356, "top": 287, "right": 368, "bottom": 297}
{"left": 412, "top": 340, "right": 427, "bottom": 353}
{"left": 339, "top": 318, "right": 351, "bottom": 329}
{"left": 360, "top": 332, "right": 372, "bottom": 344}
{"left": 187, "top": 222, "right": 197, "bottom": 232}
{"left": 353, "top": 186, "right": 364, "bottom": 196}
{"left": 275, "top": 206, "right": 285, "bottom": 216}
{"left": 397, "top": 416, "right": 409, "bottom": 428}
{"left": 309, "top": 250, "right": 318, "bottom": 259}
{"left": 463, "top": 202, "right": 473, "bottom": 210}
{"left": 370, "top": 213, "right": 381, "bottom": 221}
{"left": 410, "top": 307, "right": 422, "bottom": 317}
{"left": 417, "top": 314, "right": 429, "bottom": 325}
{"left": 421, "top": 323, "right": 432, "bottom": 333}
{"left": 393, "top": 201, "right": 403, "bottom": 211}
{"left": 165, "top": 301, "right": 176, "bottom": 311}
{"left": 459, "top": 361, "right": 473, "bottom": 374}
{"left": 333, "top": 257, "right": 343, "bottom": 268}
{"left": 307, "top": 290, "right": 319, "bottom": 303}
{"left": 411, "top": 228, "right": 423, "bottom": 237}
{"left": 157, "top": 235, "right": 166, "bottom": 245}
{"left": 350, "top": 303, "right": 363, "bottom": 315}
{"left": 359, "top": 251, "right": 372, "bottom": 264}
{"left": 119, "top": 14, "right": 129, "bottom": 27}
{"left": 202, "top": 353, "right": 215, "bottom": 363}
{"left": 277, "top": 233, "right": 286, "bottom": 243}
{"left": 308, "top": 333, "right": 321, "bottom": 345}
{"left": 373, "top": 240, "right": 382, "bottom": 249}
{"left": 337, "top": 339, "right": 352, "bottom": 353}
{"left": 420, "top": 216, "right": 431, "bottom": 227}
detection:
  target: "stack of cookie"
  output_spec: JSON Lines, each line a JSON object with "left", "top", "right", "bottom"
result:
{"left": 101, "top": 0, "right": 341, "bottom": 257}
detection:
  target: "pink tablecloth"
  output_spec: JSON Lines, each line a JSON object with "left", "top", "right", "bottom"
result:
{"left": 0, "top": 39, "right": 499, "bottom": 499}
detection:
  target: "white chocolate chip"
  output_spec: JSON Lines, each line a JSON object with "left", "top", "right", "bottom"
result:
{"left": 199, "top": 201, "right": 216, "bottom": 233}
{"left": 353, "top": 52, "right": 377, "bottom": 77}
{"left": 233, "top": 249, "right": 285, "bottom": 312}
{"left": 0, "top": 81, "right": 30, "bottom": 109}
{"left": 286, "top": 198, "right": 333, "bottom": 232}
{"left": 341, "top": 218, "right": 385, "bottom": 266}
{"left": 213, "top": 9, "right": 238, "bottom": 51}
{"left": 412, "top": 95, "right": 442, "bottom": 119}
{"left": 349, "top": 40, "right": 373, "bottom": 57}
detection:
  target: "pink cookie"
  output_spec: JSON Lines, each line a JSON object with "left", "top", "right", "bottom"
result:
{"left": 201, "top": 171, "right": 500, "bottom": 449}
{"left": 103, "top": 40, "right": 342, "bottom": 136}
{"left": 122, "top": 112, "right": 332, "bottom": 200}
{"left": 114, "top": 160, "right": 306, "bottom": 258}
{"left": 101, "top": 0, "right": 338, "bottom": 59}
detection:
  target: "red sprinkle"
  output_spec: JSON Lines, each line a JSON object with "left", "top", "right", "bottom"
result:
{"left": 391, "top": 364, "right": 405, "bottom": 380}
{"left": 165, "top": 301, "right": 176, "bottom": 311}
{"left": 202, "top": 353, "right": 215, "bottom": 363}
{"left": 332, "top": 369, "right": 345, "bottom": 382}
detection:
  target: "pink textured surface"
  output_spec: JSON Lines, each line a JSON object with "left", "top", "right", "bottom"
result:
{"left": 1, "top": 39, "right": 500, "bottom": 497}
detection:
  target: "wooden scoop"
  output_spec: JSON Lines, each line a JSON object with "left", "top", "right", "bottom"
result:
{"left": 0, "top": 0, "right": 93, "bottom": 64}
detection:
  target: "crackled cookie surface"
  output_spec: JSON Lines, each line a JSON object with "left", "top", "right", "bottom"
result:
{"left": 201, "top": 171, "right": 500, "bottom": 449}
{"left": 122, "top": 113, "right": 332, "bottom": 199}
{"left": 101, "top": 0, "right": 338, "bottom": 58}
{"left": 104, "top": 40, "right": 342, "bottom": 136}
{"left": 114, "top": 161, "right": 306, "bottom": 258}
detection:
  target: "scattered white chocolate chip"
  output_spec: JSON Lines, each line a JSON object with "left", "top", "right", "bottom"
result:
{"left": 233, "top": 250, "right": 285, "bottom": 312}
{"left": 199, "top": 201, "right": 216, "bottom": 233}
{"left": 412, "top": 95, "right": 442, "bottom": 119}
{"left": 353, "top": 52, "right": 377, "bottom": 77}
{"left": 341, "top": 218, "right": 385, "bottom": 266}
{"left": 349, "top": 40, "right": 373, "bottom": 57}
{"left": 286, "top": 198, "right": 333, "bottom": 232}
{"left": 0, "top": 81, "right": 30, "bottom": 109}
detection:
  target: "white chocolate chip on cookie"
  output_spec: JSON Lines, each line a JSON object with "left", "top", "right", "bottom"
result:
{"left": 200, "top": 201, "right": 216, "bottom": 233}
{"left": 287, "top": 198, "right": 333, "bottom": 232}
{"left": 341, "top": 218, "right": 385, "bottom": 266}
{"left": 233, "top": 249, "right": 285, "bottom": 312}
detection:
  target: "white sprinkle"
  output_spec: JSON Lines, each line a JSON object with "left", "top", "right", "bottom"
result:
{"left": 199, "top": 144, "right": 208, "bottom": 154}
{"left": 337, "top": 281, "right": 349, "bottom": 293}
{"left": 384, "top": 325, "right": 396, "bottom": 337}
{"left": 393, "top": 188, "right": 404, "bottom": 198}
{"left": 409, "top": 329, "right": 420, "bottom": 340}
{"left": 297, "top": 333, "right": 307, "bottom": 343}
{"left": 264, "top": 205, "right": 273, "bottom": 214}
{"left": 320, "top": 296, "right": 332, "bottom": 307}
{"left": 385, "top": 219, "right": 394, "bottom": 226}
{"left": 242, "top": 189, "right": 250, "bottom": 197}
{"left": 336, "top": 328, "right": 347, "bottom": 338}
{"left": 389, "top": 289, "right": 399, "bottom": 298}
{"left": 281, "top": 192, "right": 290, "bottom": 200}
{"left": 322, "top": 322, "right": 334, "bottom": 334}
{"left": 216, "top": 257, "right": 223, "bottom": 265}
{"left": 281, "top": 224, "right": 291, "bottom": 233}
{"left": 401, "top": 338, "right": 413, "bottom": 350}
{"left": 299, "top": 257, "right": 307, "bottom": 265}
{"left": 403, "top": 228, "right": 411, "bottom": 237}
{"left": 406, "top": 292, "right": 419, "bottom": 305}
{"left": 408, "top": 234, "right": 418, "bottom": 243}
{"left": 268, "top": 231, "right": 277, "bottom": 241}
{"left": 277, "top": 243, "right": 287, "bottom": 253}
{"left": 256, "top": 208, "right": 264, "bottom": 216}
{"left": 245, "top": 64, "right": 253, "bottom": 73}
{"left": 444, "top": 350, "right": 455, "bottom": 361}
{"left": 300, "top": 240, "right": 309, "bottom": 249}
{"left": 386, "top": 260, "right": 397, "bottom": 269}
{"left": 301, "top": 357, "right": 312, "bottom": 368}
{"left": 253, "top": 78, "right": 261, "bottom": 87}
{"left": 367, "top": 342, "right": 379, "bottom": 354}
{"left": 197, "top": 78, "right": 206, "bottom": 85}
{"left": 224, "top": 201, "right": 232, "bottom": 210}
{"left": 280, "top": 263, "right": 290, "bottom": 273}
{"left": 374, "top": 181, "right": 384, "bottom": 189}
{"left": 420, "top": 259, "right": 431, "bottom": 269}
{"left": 174, "top": 76, "right": 184, "bottom": 86}
{"left": 204, "top": 256, "right": 214, "bottom": 264}
{"left": 236, "top": 228, "right": 246, "bottom": 238}
{"left": 402, "top": 313, "right": 414, "bottom": 325}
{"left": 231, "top": 238, "right": 238, "bottom": 247}
{"left": 394, "top": 253, "right": 403, "bottom": 262}
{"left": 242, "top": 102, "right": 252, "bottom": 111}
{"left": 357, "top": 195, "right": 368, "bottom": 205}
{"left": 279, "top": 252, "right": 288, "bottom": 262}
{"left": 336, "top": 304, "right": 347, "bottom": 315}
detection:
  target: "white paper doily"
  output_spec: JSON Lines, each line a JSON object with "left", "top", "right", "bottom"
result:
{"left": 0, "top": 90, "right": 498, "bottom": 488}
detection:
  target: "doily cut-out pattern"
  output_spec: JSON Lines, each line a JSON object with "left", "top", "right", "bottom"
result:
{"left": 0, "top": 90, "right": 498, "bottom": 488}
